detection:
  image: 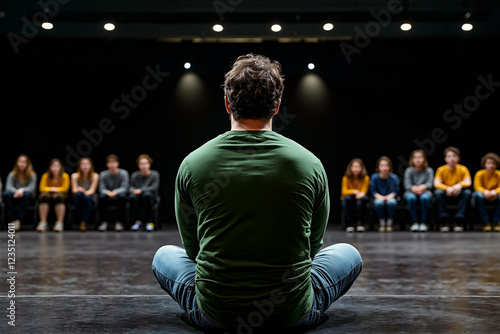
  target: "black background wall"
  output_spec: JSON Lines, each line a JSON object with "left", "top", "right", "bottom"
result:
{"left": 1, "top": 36, "right": 499, "bottom": 226}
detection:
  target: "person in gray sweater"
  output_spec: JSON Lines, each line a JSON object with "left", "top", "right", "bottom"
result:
{"left": 98, "top": 154, "right": 129, "bottom": 231}
{"left": 403, "top": 149, "right": 434, "bottom": 232}
{"left": 2, "top": 154, "right": 37, "bottom": 231}
{"left": 129, "top": 154, "right": 159, "bottom": 232}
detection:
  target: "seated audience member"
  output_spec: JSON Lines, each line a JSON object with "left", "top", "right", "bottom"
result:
{"left": 129, "top": 154, "right": 160, "bottom": 232}
{"left": 433, "top": 146, "right": 472, "bottom": 232}
{"left": 472, "top": 152, "right": 500, "bottom": 232}
{"left": 371, "top": 156, "right": 400, "bottom": 232}
{"left": 404, "top": 149, "right": 434, "bottom": 232}
{"left": 341, "top": 158, "right": 370, "bottom": 232}
{"left": 37, "top": 158, "right": 70, "bottom": 232}
{"left": 98, "top": 154, "right": 129, "bottom": 232}
{"left": 71, "top": 157, "right": 99, "bottom": 232}
{"left": 2, "top": 154, "right": 37, "bottom": 231}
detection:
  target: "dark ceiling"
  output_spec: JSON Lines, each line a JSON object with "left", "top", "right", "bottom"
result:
{"left": 1, "top": 0, "right": 499, "bottom": 41}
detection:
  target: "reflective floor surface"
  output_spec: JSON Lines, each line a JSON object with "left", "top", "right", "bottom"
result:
{"left": 1, "top": 225, "right": 499, "bottom": 333}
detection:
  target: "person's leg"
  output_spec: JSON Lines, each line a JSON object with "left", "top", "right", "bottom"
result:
{"left": 455, "top": 188, "right": 471, "bottom": 219}
{"left": 343, "top": 196, "right": 355, "bottom": 231}
{"left": 151, "top": 245, "right": 225, "bottom": 331}
{"left": 419, "top": 191, "right": 432, "bottom": 223}
{"left": 143, "top": 191, "right": 155, "bottom": 222}
{"left": 493, "top": 195, "right": 500, "bottom": 232}
{"left": 405, "top": 192, "right": 418, "bottom": 223}
{"left": 129, "top": 194, "right": 140, "bottom": 223}
{"left": 73, "top": 192, "right": 84, "bottom": 221}
{"left": 116, "top": 193, "right": 128, "bottom": 226}
{"left": 81, "top": 195, "right": 94, "bottom": 223}
{"left": 38, "top": 193, "right": 50, "bottom": 222}
{"left": 373, "top": 198, "right": 385, "bottom": 220}
{"left": 3, "top": 191, "right": 16, "bottom": 222}
{"left": 434, "top": 189, "right": 448, "bottom": 219}
{"left": 290, "top": 243, "right": 363, "bottom": 328}
{"left": 473, "top": 191, "right": 489, "bottom": 224}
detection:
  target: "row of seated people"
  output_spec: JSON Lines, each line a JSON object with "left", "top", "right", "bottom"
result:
{"left": 1, "top": 153, "right": 159, "bottom": 232}
{"left": 341, "top": 147, "right": 500, "bottom": 233}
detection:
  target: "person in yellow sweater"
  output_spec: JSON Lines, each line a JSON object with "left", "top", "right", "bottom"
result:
{"left": 472, "top": 152, "right": 500, "bottom": 232}
{"left": 433, "top": 146, "right": 472, "bottom": 232}
{"left": 36, "top": 158, "right": 70, "bottom": 232}
{"left": 341, "top": 158, "right": 370, "bottom": 232}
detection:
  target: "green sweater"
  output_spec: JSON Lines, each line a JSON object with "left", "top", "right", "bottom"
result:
{"left": 175, "top": 130, "right": 330, "bottom": 328}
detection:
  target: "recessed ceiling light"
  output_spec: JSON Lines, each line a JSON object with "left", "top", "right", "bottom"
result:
{"left": 213, "top": 24, "right": 223, "bottom": 32}
{"left": 42, "top": 22, "right": 53, "bottom": 30}
{"left": 462, "top": 23, "right": 473, "bottom": 31}
{"left": 104, "top": 23, "right": 115, "bottom": 31}
{"left": 271, "top": 24, "right": 281, "bottom": 32}
{"left": 400, "top": 23, "right": 412, "bottom": 31}
{"left": 308, "top": 63, "right": 315, "bottom": 70}
{"left": 323, "top": 23, "right": 334, "bottom": 31}
{"left": 184, "top": 62, "right": 191, "bottom": 69}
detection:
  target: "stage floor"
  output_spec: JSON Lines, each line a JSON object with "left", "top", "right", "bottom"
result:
{"left": 2, "top": 225, "right": 500, "bottom": 333}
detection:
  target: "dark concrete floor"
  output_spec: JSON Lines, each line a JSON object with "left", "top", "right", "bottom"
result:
{"left": 2, "top": 224, "right": 500, "bottom": 333}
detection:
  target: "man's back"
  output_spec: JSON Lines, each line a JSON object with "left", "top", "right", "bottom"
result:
{"left": 175, "top": 130, "right": 330, "bottom": 327}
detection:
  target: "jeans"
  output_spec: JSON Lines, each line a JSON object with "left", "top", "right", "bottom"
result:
{"left": 342, "top": 195, "right": 368, "bottom": 224}
{"left": 151, "top": 243, "right": 362, "bottom": 332}
{"left": 73, "top": 192, "right": 95, "bottom": 222}
{"left": 472, "top": 192, "right": 500, "bottom": 224}
{"left": 404, "top": 191, "right": 432, "bottom": 223}
{"left": 434, "top": 188, "right": 471, "bottom": 219}
{"left": 2, "top": 191, "right": 31, "bottom": 222}
{"left": 373, "top": 197, "right": 398, "bottom": 220}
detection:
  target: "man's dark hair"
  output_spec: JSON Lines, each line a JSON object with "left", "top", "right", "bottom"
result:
{"left": 223, "top": 53, "right": 284, "bottom": 121}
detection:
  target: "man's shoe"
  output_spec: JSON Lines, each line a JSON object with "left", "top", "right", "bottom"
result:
{"left": 386, "top": 226, "right": 393, "bottom": 232}
{"left": 346, "top": 226, "right": 355, "bottom": 233}
{"left": 378, "top": 226, "right": 386, "bottom": 232}
{"left": 36, "top": 221, "right": 48, "bottom": 232}
{"left": 440, "top": 226, "right": 450, "bottom": 233}
{"left": 410, "top": 222, "right": 419, "bottom": 232}
{"left": 495, "top": 223, "right": 500, "bottom": 232}
{"left": 453, "top": 226, "right": 464, "bottom": 233}
{"left": 419, "top": 223, "right": 428, "bottom": 232}
{"left": 53, "top": 221, "right": 64, "bottom": 232}
{"left": 13, "top": 220, "right": 21, "bottom": 231}
{"left": 146, "top": 223, "right": 155, "bottom": 232}
{"left": 356, "top": 225, "right": 366, "bottom": 232}
{"left": 483, "top": 223, "right": 492, "bottom": 232}
{"left": 79, "top": 221, "right": 87, "bottom": 232}
{"left": 98, "top": 222, "right": 108, "bottom": 232}
{"left": 115, "top": 222, "right": 124, "bottom": 232}
{"left": 131, "top": 221, "right": 142, "bottom": 231}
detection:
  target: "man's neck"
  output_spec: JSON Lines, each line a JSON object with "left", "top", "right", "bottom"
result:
{"left": 230, "top": 117, "right": 273, "bottom": 131}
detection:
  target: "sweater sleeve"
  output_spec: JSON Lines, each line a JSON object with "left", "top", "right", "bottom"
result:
{"left": 39, "top": 173, "right": 51, "bottom": 193}
{"left": 403, "top": 168, "right": 412, "bottom": 191}
{"left": 340, "top": 176, "right": 354, "bottom": 199}
{"left": 56, "top": 173, "right": 70, "bottom": 194}
{"left": 114, "top": 170, "right": 130, "bottom": 196}
{"left": 309, "top": 161, "right": 330, "bottom": 259}
{"left": 5, "top": 173, "right": 17, "bottom": 193}
{"left": 361, "top": 175, "right": 370, "bottom": 195}
{"left": 473, "top": 170, "right": 485, "bottom": 192}
{"left": 425, "top": 168, "right": 434, "bottom": 190}
{"left": 391, "top": 174, "right": 400, "bottom": 196}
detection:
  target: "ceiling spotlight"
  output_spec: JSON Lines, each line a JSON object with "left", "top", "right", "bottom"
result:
{"left": 308, "top": 63, "right": 315, "bottom": 70}
{"left": 271, "top": 24, "right": 282, "bottom": 32}
{"left": 41, "top": 22, "right": 53, "bottom": 30}
{"left": 323, "top": 23, "right": 334, "bottom": 31}
{"left": 184, "top": 62, "right": 191, "bottom": 69}
{"left": 213, "top": 24, "right": 223, "bottom": 32}
{"left": 462, "top": 23, "right": 473, "bottom": 31}
{"left": 400, "top": 23, "right": 412, "bottom": 31}
{"left": 104, "top": 23, "right": 115, "bottom": 31}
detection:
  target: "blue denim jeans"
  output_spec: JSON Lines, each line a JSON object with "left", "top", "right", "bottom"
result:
{"left": 373, "top": 197, "right": 398, "bottom": 220}
{"left": 151, "top": 243, "right": 362, "bottom": 332}
{"left": 404, "top": 191, "right": 432, "bottom": 223}
{"left": 434, "top": 188, "right": 471, "bottom": 219}
{"left": 473, "top": 191, "right": 500, "bottom": 223}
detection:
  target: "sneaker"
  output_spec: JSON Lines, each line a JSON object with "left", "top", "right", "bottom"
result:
{"left": 53, "top": 221, "right": 64, "bottom": 232}
{"left": 13, "top": 220, "right": 21, "bottom": 231}
{"left": 346, "top": 226, "right": 355, "bottom": 233}
{"left": 419, "top": 223, "right": 428, "bottom": 232}
{"left": 453, "top": 226, "right": 464, "bottom": 233}
{"left": 146, "top": 223, "right": 155, "bottom": 232}
{"left": 440, "top": 226, "right": 450, "bottom": 233}
{"left": 483, "top": 223, "right": 492, "bottom": 232}
{"left": 378, "top": 226, "right": 386, "bottom": 232}
{"left": 495, "top": 223, "right": 500, "bottom": 232}
{"left": 98, "top": 222, "right": 108, "bottom": 232}
{"left": 114, "top": 222, "right": 124, "bottom": 232}
{"left": 79, "top": 221, "right": 87, "bottom": 232}
{"left": 386, "top": 226, "right": 393, "bottom": 232}
{"left": 356, "top": 225, "right": 365, "bottom": 232}
{"left": 131, "top": 220, "right": 142, "bottom": 231}
{"left": 410, "top": 223, "right": 419, "bottom": 232}
{"left": 36, "top": 221, "right": 48, "bottom": 232}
